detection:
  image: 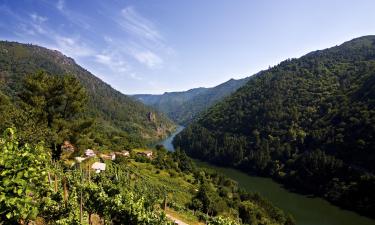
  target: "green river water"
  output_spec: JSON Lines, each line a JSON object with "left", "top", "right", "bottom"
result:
{"left": 160, "top": 126, "right": 375, "bottom": 225}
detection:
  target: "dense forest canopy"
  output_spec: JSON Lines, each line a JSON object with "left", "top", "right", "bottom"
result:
{"left": 133, "top": 77, "right": 250, "bottom": 125}
{"left": 174, "top": 35, "right": 375, "bottom": 217}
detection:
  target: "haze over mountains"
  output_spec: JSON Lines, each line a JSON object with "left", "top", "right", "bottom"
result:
{"left": 133, "top": 77, "right": 251, "bottom": 125}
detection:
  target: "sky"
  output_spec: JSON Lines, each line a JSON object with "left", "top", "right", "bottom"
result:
{"left": 0, "top": 0, "right": 375, "bottom": 94}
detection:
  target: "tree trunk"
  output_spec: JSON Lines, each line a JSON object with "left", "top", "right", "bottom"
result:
{"left": 54, "top": 174, "right": 58, "bottom": 192}
{"left": 80, "top": 191, "right": 83, "bottom": 224}
{"left": 63, "top": 176, "right": 68, "bottom": 206}
{"left": 48, "top": 172, "right": 52, "bottom": 187}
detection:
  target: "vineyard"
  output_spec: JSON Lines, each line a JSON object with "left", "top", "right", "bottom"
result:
{"left": 0, "top": 128, "right": 294, "bottom": 225}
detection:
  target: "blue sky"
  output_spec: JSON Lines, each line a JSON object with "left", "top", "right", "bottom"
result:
{"left": 0, "top": 0, "right": 374, "bottom": 94}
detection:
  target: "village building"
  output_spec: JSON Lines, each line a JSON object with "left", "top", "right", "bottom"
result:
{"left": 137, "top": 151, "right": 153, "bottom": 158}
{"left": 91, "top": 162, "right": 106, "bottom": 173}
{"left": 100, "top": 152, "right": 116, "bottom": 161}
{"left": 85, "top": 149, "right": 96, "bottom": 157}
{"left": 115, "top": 150, "right": 130, "bottom": 157}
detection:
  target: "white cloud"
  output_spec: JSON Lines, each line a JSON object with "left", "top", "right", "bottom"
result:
{"left": 94, "top": 51, "right": 146, "bottom": 81}
{"left": 133, "top": 50, "right": 163, "bottom": 69}
{"left": 120, "top": 6, "right": 162, "bottom": 42}
{"left": 114, "top": 6, "right": 171, "bottom": 69}
{"left": 57, "top": 0, "right": 65, "bottom": 11}
{"left": 27, "top": 13, "right": 48, "bottom": 34}
{"left": 30, "top": 13, "right": 47, "bottom": 23}
{"left": 54, "top": 36, "right": 95, "bottom": 57}
{"left": 95, "top": 52, "right": 128, "bottom": 73}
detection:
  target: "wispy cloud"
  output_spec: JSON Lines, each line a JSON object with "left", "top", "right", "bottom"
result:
{"left": 120, "top": 6, "right": 162, "bottom": 43}
{"left": 30, "top": 13, "right": 47, "bottom": 23}
{"left": 56, "top": 0, "right": 64, "bottom": 11}
{"left": 132, "top": 50, "right": 163, "bottom": 69}
{"left": 54, "top": 35, "right": 94, "bottom": 57}
{"left": 4, "top": 7, "right": 94, "bottom": 58}
{"left": 28, "top": 13, "right": 48, "bottom": 35}
{"left": 95, "top": 52, "right": 129, "bottom": 73}
{"left": 0, "top": 2, "right": 175, "bottom": 91}
{"left": 113, "top": 6, "right": 172, "bottom": 69}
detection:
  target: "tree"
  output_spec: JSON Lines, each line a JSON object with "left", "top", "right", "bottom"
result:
{"left": 19, "top": 71, "right": 89, "bottom": 158}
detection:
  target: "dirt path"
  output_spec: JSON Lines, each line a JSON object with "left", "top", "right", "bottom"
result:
{"left": 166, "top": 213, "right": 189, "bottom": 225}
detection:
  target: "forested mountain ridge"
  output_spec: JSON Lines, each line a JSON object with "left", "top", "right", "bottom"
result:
{"left": 133, "top": 76, "right": 251, "bottom": 125}
{"left": 174, "top": 35, "right": 375, "bottom": 217}
{"left": 0, "top": 41, "right": 295, "bottom": 225}
{"left": 0, "top": 41, "right": 175, "bottom": 147}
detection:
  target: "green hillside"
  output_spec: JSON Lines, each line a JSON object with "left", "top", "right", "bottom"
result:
{"left": 0, "top": 41, "right": 175, "bottom": 148}
{"left": 174, "top": 36, "right": 375, "bottom": 217}
{"left": 133, "top": 77, "right": 250, "bottom": 125}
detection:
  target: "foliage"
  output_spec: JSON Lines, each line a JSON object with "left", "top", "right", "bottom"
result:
{"left": 207, "top": 216, "right": 240, "bottom": 225}
{"left": 19, "top": 71, "right": 90, "bottom": 158}
{"left": 0, "top": 128, "right": 49, "bottom": 224}
{"left": 174, "top": 35, "right": 375, "bottom": 217}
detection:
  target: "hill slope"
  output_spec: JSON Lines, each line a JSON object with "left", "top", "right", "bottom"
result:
{"left": 0, "top": 41, "right": 175, "bottom": 146}
{"left": 174, "top": 36, "right": 375, "bottom": 217}
{"left": 133, "top": 77, "right": 250, "bottom": 125}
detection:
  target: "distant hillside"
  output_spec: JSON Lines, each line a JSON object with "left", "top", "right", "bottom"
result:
{"left": 0, "top": 41, "right": 175, "bottom": 146}
{"left": 133, "top": 77, "right": 251, "bottom": 125}
{"left": 174, "top": 36, "right": 375, "bottom": 217}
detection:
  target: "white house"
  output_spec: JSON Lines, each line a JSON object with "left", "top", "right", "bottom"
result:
{"left": 85, "top": 149, "right": 96, "bottom": 157}
{"left": 91, "top": 162, "right": 106, "bottom": 173}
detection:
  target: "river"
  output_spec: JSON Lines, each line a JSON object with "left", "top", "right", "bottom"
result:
{"left": 159, "top": 126, "right": 375, "bottom": 225}
{"left": 160, "top": 125, "right": 185, "bottom": 151}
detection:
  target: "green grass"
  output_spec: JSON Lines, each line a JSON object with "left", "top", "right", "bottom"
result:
{"left": 130, "top": 160, "right": 195, "bottom": 206}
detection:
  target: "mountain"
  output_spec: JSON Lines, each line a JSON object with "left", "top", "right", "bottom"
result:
{"left": 0, "top": 41, "right": 175, "bottom": 147}
{"left": 133, "top": 77, "right": 251, "bottom": 125}
{"left": 174, "top": 36, "right": 375, "bottom": 217}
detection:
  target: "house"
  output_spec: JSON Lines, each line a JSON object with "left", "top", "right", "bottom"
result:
{"left": 100, "top": 153, "right": 116, "bottom": 161}
{"left": 115, "top": 151, "right": 130, "bottom": 157}
{"left": 74, "top": 157, "right": 87, "bottom": 163}
{"left": 137, "top": 151, "right": 153, "bottom": 158}
{"left": 91, "top": 162, "right": 106, "bottom": 173}
{"left": 85, "top": 149, "right": 96, "bottom": 157}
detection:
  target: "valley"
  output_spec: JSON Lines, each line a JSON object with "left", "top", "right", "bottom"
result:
{"left": 133, "top": 77, "right": 250, "bottom": 125}
{"left": 1, "top": 1, "right": 375, "bottom": 224}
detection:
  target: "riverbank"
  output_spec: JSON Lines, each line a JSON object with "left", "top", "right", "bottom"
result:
{"left": 195, "top": 160, "right": 375, "bottom": 225}
{"left": 159, "top": 127, "right": 375, "bottom": 225}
